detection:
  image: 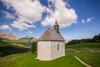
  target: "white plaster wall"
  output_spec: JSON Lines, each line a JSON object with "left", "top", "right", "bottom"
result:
{"left": 37, "top": 41, "right": 65, "bottom": 61}
{"left": 37, "top": 41, "right": 51, "bottom": 60}
{"left": 51, "top": 41, "right": 65, "bottom": 60}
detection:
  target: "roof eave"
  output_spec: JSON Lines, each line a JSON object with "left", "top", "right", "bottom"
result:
{"left": 38, "top": 40, "right": 65, "bottom": 42}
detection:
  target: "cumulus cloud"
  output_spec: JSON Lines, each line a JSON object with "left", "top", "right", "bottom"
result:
{"left": 41, "top": 0, "right": 78, "bottom": 28}
{"left": 11, "top": 21, "right": 36, "bottom": 31}
{"left": 27, "top": 31, "right": 33, "bottom": 34}
{"left": 1, "top": 0, "right": 45, "bottom": 22}
{"left": 81, "top": 17, "right": 95, "bottom": 23}
{"left": 1, "top": 0, "right": 45, "bottom": 30}
{"left": 87, "top": 17, "right": 95, "bottom": 22}
{"left": 1, "top": 0, "right": 78, "bottom": 29}
{"left": 2, "top": 11, "right": 15, "bottom": 19}
{"left": 81, "top": 19, "right": 85, "bottom": 23}
{"left": 87, "top": 18, "right": 91, "bottom": 22}
{"left": 0, "top": 25, "right": 11, "bottom": 31}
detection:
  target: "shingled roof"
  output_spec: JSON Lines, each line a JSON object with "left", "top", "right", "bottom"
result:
{"left": 38, "top": 28, "right": 65, "bottom": 41}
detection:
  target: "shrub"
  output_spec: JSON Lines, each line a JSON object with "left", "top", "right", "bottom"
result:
{"left": 31, "top": 42, "right": 37, "bottom": 54}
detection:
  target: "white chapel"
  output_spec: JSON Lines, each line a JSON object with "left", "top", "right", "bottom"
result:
{"left": 37, "top": 19, "right": 65, "bottom": 61}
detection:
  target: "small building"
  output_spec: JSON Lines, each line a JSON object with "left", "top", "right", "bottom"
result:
{"left": 37, "top": 20, "right": 65, "bottom": 61}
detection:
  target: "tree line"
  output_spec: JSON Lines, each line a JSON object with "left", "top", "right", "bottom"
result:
{"left": 66, "top": 33, "right": 100, "bottom": 45}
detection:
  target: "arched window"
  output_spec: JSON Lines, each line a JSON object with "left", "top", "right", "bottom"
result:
{"left": 57, "top": 44, "right": 59, "bottom": 51}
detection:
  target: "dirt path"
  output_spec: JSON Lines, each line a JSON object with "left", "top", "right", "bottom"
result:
{"left": 0, "top": 53, "right": 32, "bottom": 62}
{"left": 66, "top": 49, "right": 100, "bottom": 53}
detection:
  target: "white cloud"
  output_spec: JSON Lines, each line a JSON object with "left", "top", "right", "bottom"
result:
{"left": 1, "top": 0, "right": 45, "bottom": 30}
{"left": 11, "top": 21, "right": 36, "bottom": 31}
{"left": 27, "top": 31, "right": 33, "bottom": 34}
{"left": 1, "top": 0, "right": 78, "bottom": 29}
{"left": 87, "top": 17, "right": 95, "bottom": 22}
{"left": 1, "top": 0, "right": 45, "bottom": 22}
{"left": 2, "top": 11, "right": 15, "bottom": 19}
{"left": 41, "top": 0, "right": 78, "bottom": 28}
{"left": 87, "top": 18, "right": 91, "bottom": 22}
{"left": 0, "top": 25, "right": 11, "bottom": 31}
{"left": 81, "top": 17, "right": 95, "bottom": 23}
{"left": 81, "top": 19, "right": 85, "bottom": 23}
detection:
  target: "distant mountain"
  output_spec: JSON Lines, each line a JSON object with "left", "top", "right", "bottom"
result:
{"left": 0, "top": 32, "right": 37, "bottom": 57}
{"left": 0, "top": 32, "right": 20, "bottom": 40}
{"left": 0, "top": 32, "right": 37, "bottom": 46}
{"left": 18, "top": 36, "right": 37, "bottom": 46}
{"left": 22, "top": 36, "right": 37, "bottom": 40}
{"left": 25, "top": 36, "right": 33, "bottom": 39}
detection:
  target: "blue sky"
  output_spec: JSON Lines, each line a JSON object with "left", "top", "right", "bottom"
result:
{"left": 0, "top": 0, "right": 100, "bottom": 41}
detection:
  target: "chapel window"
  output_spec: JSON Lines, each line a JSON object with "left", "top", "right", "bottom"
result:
{"left": 57, "top": 44, "right": 59, "bottom": 51}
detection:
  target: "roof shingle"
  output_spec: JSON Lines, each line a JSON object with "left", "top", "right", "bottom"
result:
{"left": 38, "top": 28, "right": 65, "bottom": 41}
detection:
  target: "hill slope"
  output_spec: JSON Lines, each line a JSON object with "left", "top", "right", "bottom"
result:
{"left": 0, "top": 38, "right": 30, "bottom": 57}
{"left": 66, "top": 33, "right": 100, "bottom": 45}
{"left": 11, "top": 36, "right": 37, "bottom": 46}
{"left": 0, "top": 31, "right": 37, "bottom": 46}
{"left": 66, "top": 43, "right": 100, "bottom": 51}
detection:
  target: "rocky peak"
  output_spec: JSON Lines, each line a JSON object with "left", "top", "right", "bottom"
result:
{"left": 0, "top": 32, "right": 20, "bottom": 40}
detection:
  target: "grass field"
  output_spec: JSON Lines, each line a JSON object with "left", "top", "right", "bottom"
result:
{"left": 75, "top": 52, "right": 100, "bottom": 67}
{"left": 0, "top": 42, "right": 100, "bottom": 67}
{"left": 66, "top": 43, "right": 100, "bottom": 51}
{"left": 0, "top": 51, "right": 100, "bottom": 67}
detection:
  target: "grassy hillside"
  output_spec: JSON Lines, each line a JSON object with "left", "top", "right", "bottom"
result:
{"left": 0, "top": 51, "right": 100, "bottom": 67}
{"left": 10, "top": 38, "right": 37, "bottom": 47}
{"left": 74, "top": 52, "right": 100, "bottom": 67}
{"left": 66, "top": 33, "right": 100, "bottom": 45}
{"left": 66, "top": 43, "right": 100, "bottom": 51}
{"left": 0, "top": 38, "right": 30, "bottom": 57}
{"left": 0, "top": 38, "right": 28, "bottom": 48}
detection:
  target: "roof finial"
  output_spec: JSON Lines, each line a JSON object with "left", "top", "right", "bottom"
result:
{"left": 54, "top": 18, "right": 59, "bottom": 26}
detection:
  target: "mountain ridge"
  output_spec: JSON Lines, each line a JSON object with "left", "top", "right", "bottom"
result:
{"left": 0, "top": 32, "right": 37, "bottom": 41}
{"left": 0, "top": 32, "right": 20, "bottom": 40}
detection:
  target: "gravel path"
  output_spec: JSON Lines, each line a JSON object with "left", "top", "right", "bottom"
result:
{"left": 75, "top": 56, "right": 92, "bottom": 67}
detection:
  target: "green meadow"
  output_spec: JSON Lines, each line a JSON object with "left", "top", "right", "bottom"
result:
{"left": 66, "top": 43, "right": 100, "bottom": 51}
{"left": 0, "top": 51, "right": 100, "bottom": 67}
{"left": 0, "top": 38, "right": 100, "bottom": 67}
